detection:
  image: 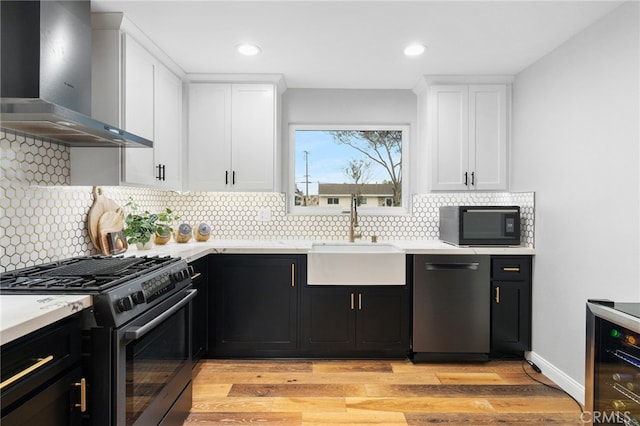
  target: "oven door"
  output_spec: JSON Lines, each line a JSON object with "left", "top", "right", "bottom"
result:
{"left": 114, "top": 287, "right": 197, "bottom": 426}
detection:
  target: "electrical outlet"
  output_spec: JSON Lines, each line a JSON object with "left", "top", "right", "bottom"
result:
{"left": 257, "top": 208, "right": 272, "bottom": 222}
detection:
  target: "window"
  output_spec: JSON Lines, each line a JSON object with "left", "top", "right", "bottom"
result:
{"left": 290, "top": 125, "right": 409, "bottom": 214}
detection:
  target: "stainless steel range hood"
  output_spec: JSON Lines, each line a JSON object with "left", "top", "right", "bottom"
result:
{"left": 0, "top": 1, "right": 152, "bottom": 148}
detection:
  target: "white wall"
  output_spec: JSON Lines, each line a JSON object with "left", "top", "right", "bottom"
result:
{"left": 511, "top": 1, "right": 640, "bottom": 402}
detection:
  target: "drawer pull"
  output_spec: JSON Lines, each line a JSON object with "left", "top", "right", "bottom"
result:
{"left": 502, "top": 267, "right": 520, "bottom": 272}
{"left": 74, "top": 378, "right": 87, "bottom": 412}
{"left": 495, "top": 286, "right": 500, "bottom": 304}
{"left": 191, "top": 272, "right": 202, "bottom": 280}
{"left": 0, "top": 355, "right": 54, "bottom": 390}
{"left": 291, "top": 264, "right": 295, "bottom": 287}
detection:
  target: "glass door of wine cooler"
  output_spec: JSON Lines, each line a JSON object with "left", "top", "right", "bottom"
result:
{"left": 587, "top": 302, "right": 640, "bottom": 426}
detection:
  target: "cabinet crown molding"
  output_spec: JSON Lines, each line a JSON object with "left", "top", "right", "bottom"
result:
{"left": 91, "top": 12, "right": 185, "bottom": 79}
{"left": 412, "top": 75, "right": 515, "bottom": 94}
{"left": 187, "top": 74, "right": 287, "bottom": 94}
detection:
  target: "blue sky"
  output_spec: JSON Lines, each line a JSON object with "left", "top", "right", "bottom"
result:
{"left": 294, "top": 130, "right": 397, "bottom": 195}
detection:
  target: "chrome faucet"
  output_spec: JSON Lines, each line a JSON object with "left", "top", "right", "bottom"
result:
{"left": 349, "top": 194, "right": 362, "bottom": 243}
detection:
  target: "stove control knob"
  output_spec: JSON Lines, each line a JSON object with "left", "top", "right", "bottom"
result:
{"left": 117, "top": 296, "right": 134, "bottom": 312}
{"left": 172, "top": 269, "right": 187, "bottom": 282}
{"left": 131, "top": 291, "right": 145, "bottom": 305}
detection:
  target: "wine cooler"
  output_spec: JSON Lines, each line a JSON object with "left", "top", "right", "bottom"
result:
{"left": 586, "top": 301, "right": 640, "bottom": 425}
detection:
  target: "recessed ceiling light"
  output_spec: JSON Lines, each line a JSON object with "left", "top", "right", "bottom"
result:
{"left": 236, "top": 43, "right": 262, "bottom": 56}
{"left": 403, "top": 43, "right": 427, "bottom": 57}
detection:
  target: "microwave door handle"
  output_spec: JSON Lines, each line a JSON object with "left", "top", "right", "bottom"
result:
{"left": 123, "top": 289, "right": 197, "bottom": 342}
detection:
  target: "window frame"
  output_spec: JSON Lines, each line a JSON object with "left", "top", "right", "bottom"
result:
{"left": 288, "top": 124, "right": 411, "bottom": 215}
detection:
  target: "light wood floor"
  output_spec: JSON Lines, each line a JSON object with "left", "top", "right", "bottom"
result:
{"left": 184, "top": 359, "right": 583, "bottom": 425}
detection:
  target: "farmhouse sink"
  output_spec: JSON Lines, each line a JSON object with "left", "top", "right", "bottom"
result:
{"left": 307, "top": 242, "right": 406, "bottom": 285}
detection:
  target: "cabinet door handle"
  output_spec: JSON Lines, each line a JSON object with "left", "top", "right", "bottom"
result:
{"left": 358, "top": 293, "right": 362, "bottom": 310}
{"left": 464, "top": 172, "right": 468, "bottom": 186}
{"left": 350, "top": 293, "right": 355, "bottom": 310}
{"left": 74, "top": 378, "right": 87, "bottom": 412}
{"left": 232, "top": 171, "right": 236, "bottom": 185}
{"left": 502, "top": 267, "right": 520, "bottom": 272}
{"left": 471, "top": 171, "right": 475, "bottom": 186}
{"left": 0, "top": 355, "right": 54, "bottom": 390}
{"left": 156, "top": 164, "right": 162, "bottom": 180}
{"left": 495, "top": 286, "right": 500, "bottom": 304}
{"left": 291, "top": 264, "right": 295, "bottom": 287}
{"left": 225, "top": 170, "right": 229, "bottom": 185}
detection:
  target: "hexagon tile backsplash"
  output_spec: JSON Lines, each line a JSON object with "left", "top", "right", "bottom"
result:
{"left": 0, "top": 131, "right": 534, "bottom": 272}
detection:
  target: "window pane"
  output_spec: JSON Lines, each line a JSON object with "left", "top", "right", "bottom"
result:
{"left": 294, "top": 129, "right": 403, "bottom": 210}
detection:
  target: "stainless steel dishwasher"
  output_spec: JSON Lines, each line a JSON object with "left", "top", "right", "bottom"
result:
{"left": 412, "top": 254, "right": 490, "bottom": 362}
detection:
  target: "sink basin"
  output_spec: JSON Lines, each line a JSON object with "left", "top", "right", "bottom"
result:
{"left": 307, "top": 242, "right": 406, "bottom": 285}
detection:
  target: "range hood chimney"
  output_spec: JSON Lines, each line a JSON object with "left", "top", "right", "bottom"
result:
{"left": 0, "top": 1, "right": 152, "bottom": 148}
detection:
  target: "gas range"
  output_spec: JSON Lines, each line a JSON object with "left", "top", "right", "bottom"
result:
{"left": 0, "top": 255, "right": 193, "bottom": 328}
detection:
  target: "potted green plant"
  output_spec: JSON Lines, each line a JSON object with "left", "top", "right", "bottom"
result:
{"left": 154, "top": 208, "right": 180, "bottom": 245}
{"left": 123, "top": 199, "right": 158, "bottom": 250}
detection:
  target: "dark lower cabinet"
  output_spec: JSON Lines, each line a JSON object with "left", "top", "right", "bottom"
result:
{"left": 302, "top": 285, "right": 410, "bottom": 357}
{"left": 1, "top": 315, "right": 84, "bottom": 426}
{"left": 209, "top": 254, "right": 304, "bottom": 357}
{"left": 190, "top": 256, "right": 209, "bottom": 362}
{"left": 490, "top": 256, "right": 532, "bottom": 355}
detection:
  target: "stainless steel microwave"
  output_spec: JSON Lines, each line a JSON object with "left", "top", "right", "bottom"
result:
{"left": 439, "top": 206, "right": 521, "bottom": 246}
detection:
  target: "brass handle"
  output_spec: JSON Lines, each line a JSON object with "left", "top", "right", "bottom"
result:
{"left": 291, "top": 264, "right": 295, "bottom": 287}
{"left": 358, "top": 293, "right": 362, "bottom": 310}
{"left": 191, "top": 272, "right": 202, "bottom": 280}
{"left": 350, "top": 293, "right": 355, "bottom": 310}
{"left": 502, "top": 267, "right": 520, "bottom": 272}
{"left": 0, "top": 355, "right": 54, "bottom": 390}
{"left": 495, "top": 286, "right": 500, "bottom": 304}
{"left": 74, "top": 378, "right": 87, "bottom": 412}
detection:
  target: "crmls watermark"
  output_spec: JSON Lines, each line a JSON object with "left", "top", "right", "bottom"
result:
{"left": 580, "top": 410, "right": 632, "bottom": 424}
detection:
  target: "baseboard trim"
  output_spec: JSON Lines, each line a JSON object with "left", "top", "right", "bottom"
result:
{"left": 527, "top": 351, "right": 585, "bottom": 406}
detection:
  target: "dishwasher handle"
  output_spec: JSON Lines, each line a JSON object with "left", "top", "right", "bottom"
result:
{"left": 425, "top": 262, "right": 480, "bottom": 271}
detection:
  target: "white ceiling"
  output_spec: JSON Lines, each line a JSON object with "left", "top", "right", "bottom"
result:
{"left": 91, "top": 0, "right": 623, "bottom": 89}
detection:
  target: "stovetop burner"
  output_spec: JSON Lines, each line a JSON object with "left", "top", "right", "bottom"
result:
{"left": 0, "top": 255, "right": 182, "bottom": 293}
{"left": 1, "top": 255, "right": 193, "bottom": 327}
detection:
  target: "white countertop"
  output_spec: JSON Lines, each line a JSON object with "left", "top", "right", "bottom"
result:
{"left": 0, "top": 294, "right": 92, "bottom": 346}
{"left": 0, "top": 240, "right": 533, "bottom": 345}
{"left": 127, "top": 238, "right": 535, "bottom": 262}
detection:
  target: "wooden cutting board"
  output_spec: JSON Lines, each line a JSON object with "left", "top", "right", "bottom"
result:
{"left": 87, "top": 186, "right": 120, "bottom": 252}
{"left": 98, "top": 208, "right": 126, "bottom": 255}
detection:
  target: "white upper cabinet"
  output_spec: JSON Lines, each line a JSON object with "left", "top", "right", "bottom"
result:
{"left": 419, "top": 79, "right": 510, "bottom": 191}
{"left": 70, "top": 14, "right": 183, "bottom": 190}
{"left": 187, "top": 83, "right": 276, "bottom": 192}
{"left": 121, "top": 33, "right": 156, "bottom": 186}
{"left": 469, "top": 85, "right": 508, "bottom": 190}
{"left": 120, "top": 34, "right": 183, "bottom": 189}
{"left": 154, "top": 65, "right": 183, "bottom": 190}
{"left": 187, "top": 83, "right": 231, "bottom": 192}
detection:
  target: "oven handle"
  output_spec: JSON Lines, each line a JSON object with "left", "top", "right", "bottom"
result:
{"left": 123, "top": 289, "right": 197, "bottom": 342}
